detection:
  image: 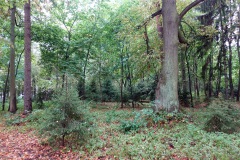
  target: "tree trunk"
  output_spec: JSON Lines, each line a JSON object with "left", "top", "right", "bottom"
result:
{"left": 120, "top": 52, "right": 124, "bottom": 108}
{"left": 9, "top": 3, "right": 17, "bottom": 113}
{"left": 237, "top": 9, "right": 240, "bottom": 101}
{"left": 208, "top": 50, "right": 213, "bottom": 97}
{"left": 82, "top": 43, "right": 91, "bottom": 99}
{"left": 228, "top": 2, "right": 234, "bottom": 99}
{"left": 181, "top": 51, "right": 187, "bottom": 99}
{"left": 185, "top": 48, "right": 193, "bottom": 107}
{"left": 24, "top": 0, "right": 32, "bottom": 114}
{"left": 155, "top": 2, "right": 163, "bottom": 39}
{"left": 2, "top": 63, "right": 10, "bottom": 111}
{"left": 194, "top": 59, "right": 199, "bottom": 98}
{"left": 155, "top": 0, "right": 179, "bottom": 113}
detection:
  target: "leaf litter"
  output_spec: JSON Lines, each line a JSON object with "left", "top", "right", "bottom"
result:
{"left": 0, "top": 127, "right": 80, "bottom": 160}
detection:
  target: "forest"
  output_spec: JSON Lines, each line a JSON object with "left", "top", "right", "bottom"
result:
{"left": 0, "top": 0, "right": 240, "bottom": 159}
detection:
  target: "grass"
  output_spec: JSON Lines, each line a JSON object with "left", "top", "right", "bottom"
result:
{"left": 1, "top": 100, "right": 240, "bottom": 159}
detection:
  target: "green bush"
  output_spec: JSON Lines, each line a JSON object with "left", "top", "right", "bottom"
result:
{"left": 204, "top": 101, "right": 240, "bottom": 133}
{"left": 120, "top": 109, "right": 186, "bottom": 133}
{"left": 102, "top": 79, "right": 116, "bottom": 102}
{"left": 86, "top": 79, "right": 101, "bottom": 101}
{"left": 38, "top": 87, "right": 92, "bottom": 146}
{"left": 5, "top": 113, "right": 22, "bottom": 126}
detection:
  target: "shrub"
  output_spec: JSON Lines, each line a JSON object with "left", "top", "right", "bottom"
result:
{"left": 102, "top": 79, "right": 116, "bottom": 102}
{"left": 86, "top": 79, "right": 100, "bottom": 101}
{"left": 204, "top": 101, "right": 240, "bottom": 133}
{"left": 5, "top": 113, "right": 22, "bottom": 126}
{"left": 38, "top": 87, "right": 92, "bottom": 146}
{"left": 120, "top": 108, "right": 186, "bottom": 133}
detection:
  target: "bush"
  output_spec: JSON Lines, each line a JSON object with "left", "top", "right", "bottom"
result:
{"left": 120, "top": 108, "right": 186, "bottom": 133}
{"left": 38, "top": 87, "right": 92, "bottom": 146}
{"left": 86, "top": 79, "right": 100, "bottom": 101}
{"left": 204, "top": 101, "right": 240, "bottom": 133}
{"left": 5, "top": 113, "right": 22, "bottom": 126}
{"left": 102, "top": 79, "right": 116, "bottom": 102}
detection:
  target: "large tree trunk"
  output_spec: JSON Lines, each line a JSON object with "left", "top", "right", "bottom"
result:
{"left": 9, "top": 3, "right": 17, "bottom": 113}
{"left": 155, "top": 0, "right": 179, "bottom": 113}
{"left": 24, "top": 0, "right": 32, "bottom": 114}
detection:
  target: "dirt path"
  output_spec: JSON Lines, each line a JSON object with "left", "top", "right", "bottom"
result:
{"left": 0, "top": 127, "right": 80, "bottom": 160}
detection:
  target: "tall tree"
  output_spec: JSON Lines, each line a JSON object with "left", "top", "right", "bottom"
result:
{"left": 24, "top": 0, "right": 32, "bottom": 114}
{"left": 155, "top": 0, "right": 179, "bottom": 112}
{"left": 9, "top": 2, "right": 17, "bottom": 113}
{"left": 154, "top": 0, "right": 205, "bottom": 112}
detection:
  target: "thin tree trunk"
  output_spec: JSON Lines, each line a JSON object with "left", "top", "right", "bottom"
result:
{"left": 228, "top": 37, "right": 233, "bottom": 98}
{"left": 216, "top": 10, "right": 224, "bottom": 97}
{"left": 237, "top": 37, "right": 240, "bottom": 101}
{"left": 9, "top": 3, "right": 17, "bottom": 113}
{"left": 181, "top": 51, "right": 187, "bottom": 99}
{"left": 208, "top": 50, "right": 213, "bottom": 97}
{"left": 194, "top": 58, "right": 199, "bottom": 97}
{"left": 144, "top": 25, "right": 150, "bottom": 55}
{"left": 185, "top": 48, "right": 193, "bottom": 107}
{"left": 223, "top": 40, "right": 228, "bottom": 99}
{"left": 15, "top": 48, "right": 24, "bottom": 77}
{"left": 2, "top": 63, "right": 10, "bottom": 111}
{"left": 237, "top": 10, "right": 240, "bottom": 101}
{"left": 82, "top": 43, "right": 91, "bottom": 99}
{"left": 127, "top": 63, "right": 134, "bottom": 108}
{"left": 228, "top": 2, "right": 234, "bottom": 99}
{"left": 216, "top": 51, "right": 222, "bottom": 97}
{"left": 24, "top": 0, "right": 32, "bottom": 114}
{"left": 120, "top": 52, "right": 124, "bottom": 108}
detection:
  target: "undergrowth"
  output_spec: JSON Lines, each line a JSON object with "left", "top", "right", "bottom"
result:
{"left": 120, "top": 108, "right": 186, "bottom": 133}
{"left": 203, "top": 100, "right": 240, "bottom": 133}
{"left": 1, "top": 100, "right": 240, "bottom": 159}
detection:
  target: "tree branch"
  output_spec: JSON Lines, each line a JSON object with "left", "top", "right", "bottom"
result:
{"left": 178, "top": 0, "right": 206, "bottom": 44}
{"left": 137, "top": 9, "right": 162, "bottom": 29}
{"left": 179, "top": 0, "right": 205, "bottom": 21}
{"left": 152, "top": 9, "right": 162, "bottom": 19}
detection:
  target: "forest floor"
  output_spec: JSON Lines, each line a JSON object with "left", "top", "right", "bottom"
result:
{"left": 0, "top": 125, "right": 80, "bottom": 160}
{"left": 0, "top": 100, "right": 240, "bottom": 159}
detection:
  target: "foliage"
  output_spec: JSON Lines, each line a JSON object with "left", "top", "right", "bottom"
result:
{"left": 86, "top": 79, "right": 100, "bottom": 101}
{"left": 120, "top": 108, "right": 186, "bottom": 133}
{"left": 38, "top": 87, "right": 92, "bottom": 146}
{"left": 4, "top": 113, "right": 22, "bottom": 126}
{"left": 85, "top": 106, "right": 240, "bottom": 159}
{"left": 203, "top": 100, "right": 240, "bottom": 133}
{"left": 1, "top": 103, "right": 240, "bottom": 159}
{"left": 102, "top": 79, "right": 116, "bottom": 102}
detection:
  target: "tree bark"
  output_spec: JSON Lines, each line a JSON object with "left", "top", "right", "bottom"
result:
{"left": 228, "top": 1, "right": 234, "bottom": 99}
{"left": 24, "top": 0, "right": 32, "bottom": 114}
{"left": 9, "top": 3, "right": 17, "bottom": 113}
{"left": 120, "top": 51, "right": 124, "bottom": 108}
{"left": 2, "top": 63, "right": 10, "bottom": 111}
{"left": 237, "top": 9, "right": 240, "bottom": 101}
{"left": 208, "top": 50, "right": 213, "bottom": 97}
{"left": 155, "top": 0, "right": 179, "bottom": 113}
{"left": 185, "top": 47, "right": 193, "bottom": 107}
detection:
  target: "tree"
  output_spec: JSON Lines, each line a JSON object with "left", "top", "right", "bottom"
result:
{"left": 154, "top": 0, "right": 205, "bottom": 112}
{"left": 24, "top": 0, "right": 32, "bottom": 114}
{"left": 9, "top": 2, "right": 17, "bottom": 113}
